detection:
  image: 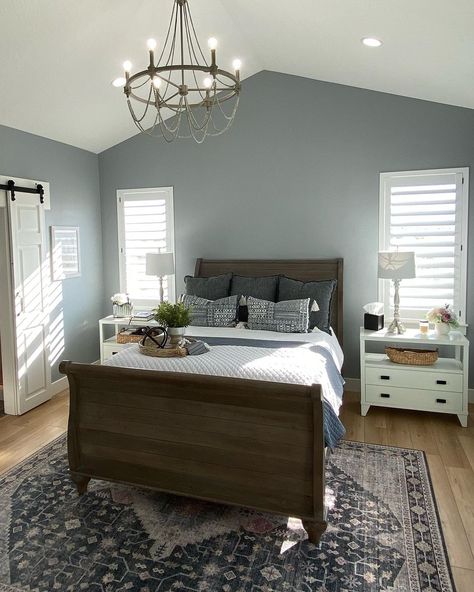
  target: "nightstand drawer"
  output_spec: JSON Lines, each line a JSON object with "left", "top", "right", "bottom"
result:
{"left": 365, "top": 385, "right": 463, "bottom": 413}
{"left": 102, "top": 342, "right": 124, "bottom": 361}
{"left": 365, "top": 366, "right": 463, "bottom": 393}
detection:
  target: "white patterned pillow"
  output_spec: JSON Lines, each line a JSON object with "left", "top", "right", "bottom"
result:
{"left": 181, "top": 294, "right": 239, "bottom": 327}
{"left": 246, "top": 296, "right": 310, "bottom": 333}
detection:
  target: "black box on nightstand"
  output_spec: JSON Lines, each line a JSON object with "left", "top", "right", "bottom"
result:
{"left": 364, "top": 313, "right": 384, "bottom": 331}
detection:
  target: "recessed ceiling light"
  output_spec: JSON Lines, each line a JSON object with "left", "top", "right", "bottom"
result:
{"left": 112, "top": 77, "right": 126, "bottom": 87}
{"left": 362, "top": 37, "right": 382, "bottom": 48}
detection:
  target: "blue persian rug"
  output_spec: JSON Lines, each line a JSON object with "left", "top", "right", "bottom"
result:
{"left": 0, "top": 437, "right": 454, "bottom": 591}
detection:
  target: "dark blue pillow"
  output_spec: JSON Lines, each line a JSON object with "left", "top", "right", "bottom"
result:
{"left": 184, "top": 273, "right": 232, "bottom": 300}
{"left": 230, "top": 275, "right": 279, "bottom": 302}
{"left": 278, "top": 276, "right": 337, "bottom": 334}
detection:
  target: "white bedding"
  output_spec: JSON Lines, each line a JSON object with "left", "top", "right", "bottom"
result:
{"left": 105, "top": 326, "right": 344, "bottom": 414}
{"left": 183, "top": 325, "right": 344, "bottom": 370}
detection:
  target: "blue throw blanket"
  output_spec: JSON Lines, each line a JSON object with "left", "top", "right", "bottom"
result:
{"left": 195, "top": 336, "right": 346, "bottom": 448}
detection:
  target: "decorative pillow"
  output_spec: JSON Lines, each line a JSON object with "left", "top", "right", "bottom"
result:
{"left": 278, "top": 276, "right": 337, "bottom": 334}
{"left": 181, "top": 294, "right": 239, "bottom": 327}
{"left": 230, "top": 275, "right": 279, "bottom": 302}
{"left": 246, "top": 296, "right": 310, "bottom": 333}
{"left": 184, "top": 273, "right": 232, "bottom": 301}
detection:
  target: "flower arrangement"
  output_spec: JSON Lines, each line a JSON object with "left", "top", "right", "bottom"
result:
{"left": 111, "top": 293, "right": 131, "bottom": 306}
{"left": 110, "top": 293, "right": 133, "bottom": 317}
{"left": 426, "top": 304, "right": 459, "bottom": 327}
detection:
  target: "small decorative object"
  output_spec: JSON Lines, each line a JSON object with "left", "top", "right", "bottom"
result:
{"left": 378, "top": 251, "right": 416, "bottom": 335}
{"left": 153, "top": 301, "right": 191, "bottom": 346}
{"left": 385, "top": 346, "right": 439, "bottom": 366}
{"left": 111, "top": 293, "right": 133, "bottom": 318}
{"left": 139, "top": 327, "right": 187, "bottom": 357}
{"left": 426, "top": 304, "right": 459, "bottom": 336}
{"left": 419, "top": 320, "right": 429, "bottom": 335}
{"left": 146, "top": 252, "right": 175, "bottom": 303}
{"left": 51, "top": 226, "right": 81, "bottom": 280}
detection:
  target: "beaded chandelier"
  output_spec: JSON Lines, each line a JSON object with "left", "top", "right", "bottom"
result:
{"left": 113, "top": 0, "right": 242, "bottom": 143}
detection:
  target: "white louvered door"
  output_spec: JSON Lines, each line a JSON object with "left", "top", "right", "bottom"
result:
{"left": 379, "top": 169, "right": 468, "bottom": 322}
{"left": 117, "top": 187, "right": 175, "bottom": 307}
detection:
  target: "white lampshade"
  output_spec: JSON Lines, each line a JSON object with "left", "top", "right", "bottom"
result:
{"left": 378, "top": 251, "right": 416, "bottom": 279}
{"left": 146, "top": 252, "right": 175, "bottom": 277}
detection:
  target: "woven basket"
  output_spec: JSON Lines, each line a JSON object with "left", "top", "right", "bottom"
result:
{"left": 138, "top": 343, "right": 187, "bottom": 357}
{"left": 385, "top": 346, "right": 439, "bottom": 366}
{"left": 116, "top": 329, "right": 143, "bottom": 344}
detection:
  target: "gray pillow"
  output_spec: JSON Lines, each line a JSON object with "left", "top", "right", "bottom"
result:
{"left": 181, "top": 294, "right": 238, "bottom": 327}
{"left": 230, "top": 275, "right": 279, "bottom": 302}
{"left": 184, "top": 273, "right": 232, "bottom": 300}
{"left": 246, "top": 296, "right": 310, "bottom": 333}
{"left": 278, "top": 276, "right": 336, "bottom": 334}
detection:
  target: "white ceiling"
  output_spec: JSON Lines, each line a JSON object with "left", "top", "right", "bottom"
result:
{"left": 0, "top": 0, "right": 472, "bottom": 153}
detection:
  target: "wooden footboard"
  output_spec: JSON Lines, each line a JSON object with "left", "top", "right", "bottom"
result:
{"left": 59, "top": 361, "right": 327, "bottom": 544}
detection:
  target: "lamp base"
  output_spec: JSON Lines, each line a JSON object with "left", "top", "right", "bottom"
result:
{"left": 386, "top": 317, "right": 406, "bottom": 335}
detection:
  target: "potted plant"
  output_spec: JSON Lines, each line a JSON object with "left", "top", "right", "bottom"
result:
{"left": 153, "top": 301, "right": 191, "bottom": 345}
{"left": 426, "top": 304, "right": 459, "bottom": 336}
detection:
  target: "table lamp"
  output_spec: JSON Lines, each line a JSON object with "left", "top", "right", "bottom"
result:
{"left": 146, "top": 252, "right": 175, "bottom": 303}
{"left": 378, "top": 251, "right": 416, "bottom": 334}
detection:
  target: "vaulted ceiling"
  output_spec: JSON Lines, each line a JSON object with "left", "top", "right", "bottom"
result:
{"left": 0, "top": 0, "right": 472, "bottom": 153}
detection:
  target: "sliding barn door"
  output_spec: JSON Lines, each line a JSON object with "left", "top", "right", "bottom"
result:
{"left": 4, "top": 193, "right": 51, "bottom": 414}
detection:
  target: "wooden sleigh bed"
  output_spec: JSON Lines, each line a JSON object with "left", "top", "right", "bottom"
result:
{"left": 60, "top": 258, "right": 343, "bottom": 545}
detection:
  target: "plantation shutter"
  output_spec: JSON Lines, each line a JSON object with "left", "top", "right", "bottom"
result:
{"left": 117, "top": 188, "right": 175, "bottom": 306}
{"left": 379, "top": 169, "right": 468, "bottom": 322}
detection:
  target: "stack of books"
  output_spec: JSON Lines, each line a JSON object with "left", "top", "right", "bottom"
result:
{"left": 132, "top": 311, "right": 154, "bottom": 321}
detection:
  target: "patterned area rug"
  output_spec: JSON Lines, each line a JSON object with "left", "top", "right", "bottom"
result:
{"left": 0, "top": 436, "right": 454, "bottom": 592}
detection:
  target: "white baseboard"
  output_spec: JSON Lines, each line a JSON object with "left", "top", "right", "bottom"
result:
{"left": 51, "top": 376, "right": 68, "bottom": 396}
{"left": 344, "top": 376, "right": 474, "bottom": 404}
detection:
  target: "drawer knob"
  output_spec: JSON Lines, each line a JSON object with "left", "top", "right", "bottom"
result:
{"left": 380, "top": 375, "right": 390, "bottom": 380}
{"left": 436, "top": 398, "right": 447, "bottom": 404}
{"left": 380, "top": 393, "right": 390, "bottom": 398}
{"left": 436, "top": 380, "right": 447, "bottom": 385}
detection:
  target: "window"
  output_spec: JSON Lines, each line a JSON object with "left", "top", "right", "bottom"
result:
{"left": 379, "top": 168, "right": 468, "bottom": 323}
{"left": 117, "top": 187, "right": 175, "bottom": 306}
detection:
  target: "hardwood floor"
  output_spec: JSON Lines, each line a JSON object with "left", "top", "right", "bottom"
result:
{"left": 0, "top": 389, "right": 473, "bottom": 591}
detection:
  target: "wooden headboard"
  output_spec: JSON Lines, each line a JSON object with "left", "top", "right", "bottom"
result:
{"left": 194, "top": 258, "right": 344, "bottom": 345}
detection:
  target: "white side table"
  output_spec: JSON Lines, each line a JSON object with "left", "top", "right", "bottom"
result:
{"left": 99, "top": 316, "right": 161, "bottom": 362}
{"left": 360, "top": 327, "right": 469, "bottom": 427}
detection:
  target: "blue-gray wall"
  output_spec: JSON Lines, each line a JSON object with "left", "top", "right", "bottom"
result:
{"left": 0, "top": 124, "right": 103, "bottom": 381}
{"left": 96, "top": 70, "right": 473, "bottom": 381}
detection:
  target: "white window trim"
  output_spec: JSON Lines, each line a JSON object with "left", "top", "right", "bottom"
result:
{"left": 117, "top": 186, "right": 175, "bottom": 308}
{"left": 378, "top": 167, "right": 469, "bottom": 326}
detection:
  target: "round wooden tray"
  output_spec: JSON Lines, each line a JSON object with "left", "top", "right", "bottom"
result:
{"left": 138, "top": 343, "right": 187, "bottom": 357}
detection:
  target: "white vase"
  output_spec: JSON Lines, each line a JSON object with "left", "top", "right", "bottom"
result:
{"left": 435, "top": 323, "right": 450, "bottom": 336}
{"left": 167, "top": 326, "right": 186, "bottom": 346}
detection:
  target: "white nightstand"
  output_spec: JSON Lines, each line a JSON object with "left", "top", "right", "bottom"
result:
{"left": 99, "top": 316, "right": 161, "bottom": 362}
{"left": 360, "top": 327, "right": 469, "bottom": 427}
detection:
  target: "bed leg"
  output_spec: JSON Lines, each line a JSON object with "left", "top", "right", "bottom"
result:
{"left": 71, "top": 473, "right": 90, "bottom": 496}
{"left": 302, "top": 520, "right": 327, "bottom": 545}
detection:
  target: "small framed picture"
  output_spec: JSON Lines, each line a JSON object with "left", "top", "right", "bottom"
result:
{"left": 51, "top": 226, "right": 81, "bottom": 280}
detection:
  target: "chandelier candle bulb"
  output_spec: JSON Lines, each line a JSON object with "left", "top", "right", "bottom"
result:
{"left": 207, "top": 37, "right": 217, "bottom": 50}
{"left": 123, "top": 60, "right": 132, "bottom": 73}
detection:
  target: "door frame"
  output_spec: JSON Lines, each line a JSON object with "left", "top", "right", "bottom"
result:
{"left": 0, "top": 174, "right": 51, "bottom": 415}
